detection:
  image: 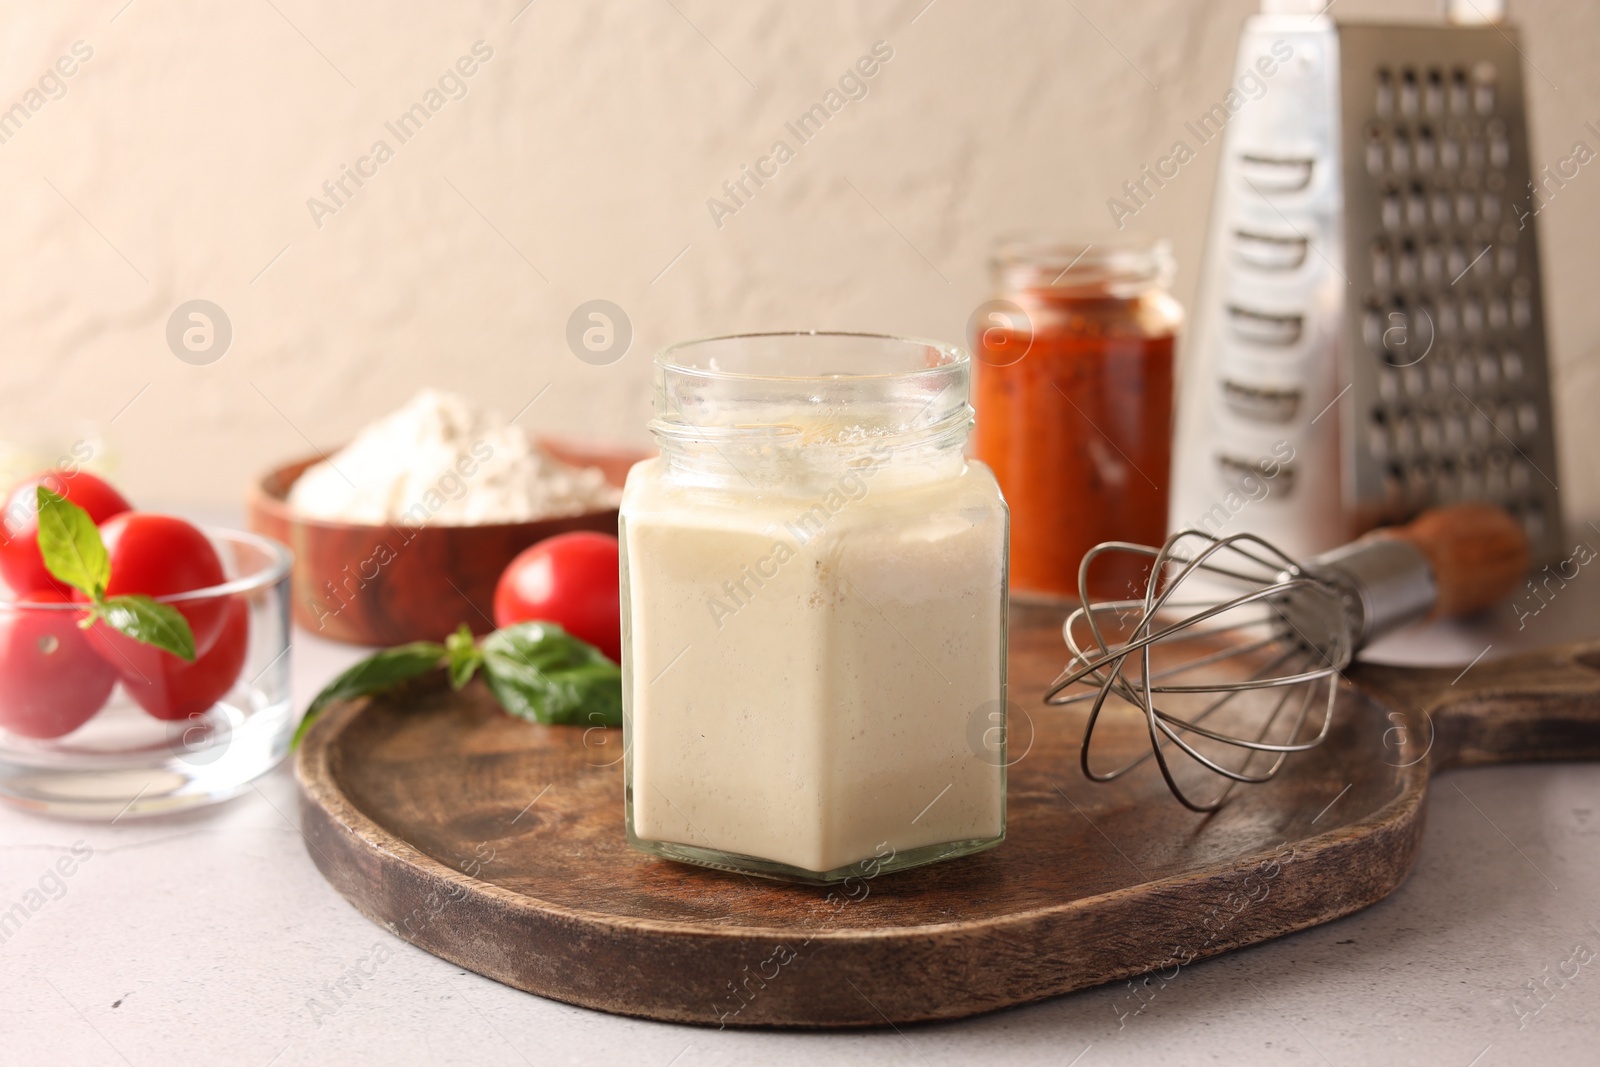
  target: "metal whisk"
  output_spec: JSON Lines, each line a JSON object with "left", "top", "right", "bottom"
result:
{"left": 1044, "top": 504, "right": 1529, "bottom": 812}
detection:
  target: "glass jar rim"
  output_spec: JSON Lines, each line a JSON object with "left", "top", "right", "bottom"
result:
{"left": 648, "top": 331, "right": 974, "bottom": 467}
{"left": 0, "top": 527, "right": 292, "bottom": 612}
{"left": 655, "top": 331, "right": 968, "bottom": 383}
{"left": 990, "top": 232, "right": 1176, "bottom": 294}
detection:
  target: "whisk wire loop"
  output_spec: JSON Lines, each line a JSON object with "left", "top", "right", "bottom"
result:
{"left": 1048, "top": 526, "right": 1352, "bottom": 812}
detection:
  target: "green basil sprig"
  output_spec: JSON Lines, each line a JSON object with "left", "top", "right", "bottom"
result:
{"left": 479, "top": 623, "right": 624, "bottom": 727}
{"left": 293, "top": 621, "right": 622, "bottom": 748}
{"left": 35, "top": 487, "right": 197, "bottom": 662}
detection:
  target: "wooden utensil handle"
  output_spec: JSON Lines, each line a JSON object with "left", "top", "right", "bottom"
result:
{"left": 1370, "top": 503, "right": 1530, "bottom": 618}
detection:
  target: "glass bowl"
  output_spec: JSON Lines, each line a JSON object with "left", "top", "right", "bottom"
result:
{"left": 0, "top": 529, "right": 293, "bottom": 819}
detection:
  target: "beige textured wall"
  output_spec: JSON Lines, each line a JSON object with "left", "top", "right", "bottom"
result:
{"left": 2, "top": 0, "right": 1596, "bottom": 518}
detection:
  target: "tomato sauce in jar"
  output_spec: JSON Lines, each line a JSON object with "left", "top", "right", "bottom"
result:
{"left": 972, "top": 237, "right": 1181, "bottom": 600}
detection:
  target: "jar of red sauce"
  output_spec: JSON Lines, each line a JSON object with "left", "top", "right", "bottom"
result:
{"left": 972, "top": 236, "right": 1182, "bottom": 600}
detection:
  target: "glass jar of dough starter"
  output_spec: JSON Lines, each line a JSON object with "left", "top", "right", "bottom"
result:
{"left": 620, "top": 333, "right": 1008, "bottom": 884}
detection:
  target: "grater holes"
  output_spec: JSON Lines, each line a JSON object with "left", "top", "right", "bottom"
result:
{"left": 1226, "top": 304, "right": 1304, "bottom": 346}
{"left": 1381, "top": 184, "right": 1403, "bottom": 230}
{"left": 1368, "top": 295, "right": 1435, "bottom": 366}
{"left": 1384, "top": 463, "right": 1405, "bottom": 504}
{"left": 1438, "top": 457, "right": 1463, "bottom": 502}
{"left": 1466, "top": 134, "right": 1487, "bottom": 171}
{"left": 1509, "top": 457, "right": 1533, "bottom": 494}
{"left": 1405, "top": 460, "right": 1434, "bottom": 506}
{"left": 1359, "top": 53, "right": 1550, "bottom": 530}
{"left": 1406, "top": 181, "right": 1429, "bottom": 227}
{"left": 1472, "top": 62, "right": 1497, "bottom": 116}
{"left": 1485, "top": 451, "right": 1512, "bottom": 499}
{"left": 1516, "top": 400, "right": 1540, "bottom": 437}
{"left": 1468, "top": 407, "right": 1494, "bottom": 445}
{"left": 1449, "top": 68, "right": 1471, "bottom": 115}
{"left": 1475, "top": 244, "right": 1498, "bottom": 281}
{"left": 1367, "top": 412, "right": 1392, "bottom": 462}
{"left": 1371, "top": 239, "right": 1393, "bottom": 287}
{"left": 1488, "top": 118, "right": 1510, "bottom": 170}
{"left": 1393, "top": 410, "right": 1419, "bottom": 458}
{"left": 1512, "top": 295, "right": 1532, "bottom": 329}
{"left": 1402, "top": 363, "right": 1429, "bottom": 397}
{"left": 1378, "top": 365, "right": 1401, "bottom": 403}
{"left": 1435, "top": 294, "right": 1459, "bottom": 336}
{"left": 1391, "top": 126, "right": 1412, "bottom": 173}
{"left": 1367, "top": 122, "right": 1388, "bottom": 176}
{"left": 1429, "top": 188, "right": 1451, "bottom": 228}
{"left": 1487, "top": 295, "right": 1509, "bottom": 330}
{"left": 1397, "top": 238, "right": 1419, "bottom": 287}
{"left": 1221, "top": 379, "right": 1303, "bottom": 423}
{"left": 1217, "top": 453, "right": 1297, "bottom": 498}
{"left": 1417, "top": 411, "right": 1444, "bottom": 453}
{"left": 1232, "top": 229, "right": 1310, "bottom": 271}
{"left": 1458, "top": 452, "right": 1486, "bottom": 498}
{"left": 1501, "top": 348, "right": 1524, "bottom": 382}
{"left": 1422, "top": 240, "right": 1445, "bottom": 284}
{"left": 1400, "top": 68, "right": 1421, "bottom": 118}
{"left": 1494, "top": 402, "right": 1518, "bottom": 442}
{"left": 1440, "top": 131, "right": 1462, "bottom": 171}
{"left": 1520, "top": 500, "right": 1547, "bottom": 545}
{"left": 1416, "top": 124, "right": 1436, "bottom": 171}
{"left": 1495, "top": 244, "right": 1517, "bottom": 277}
{"left": 1476, "top": 349, "right": 1501, "bottom": 390}
{"left": 1425, "top": 69, "right": 1445, "bottom": 117}
{"left": 1427, "top": 356, "right": 1452, "bottom": 395}
{"left": 1364, "top": 298, "right": 1383, "bottom": 351}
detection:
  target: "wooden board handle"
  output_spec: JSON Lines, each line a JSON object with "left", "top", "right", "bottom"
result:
{"left": 1353, "top": 641, "right": 1600, "bottom": 773}
{"left": 1370, "top": 503, "right": 1530, "bottom": 618}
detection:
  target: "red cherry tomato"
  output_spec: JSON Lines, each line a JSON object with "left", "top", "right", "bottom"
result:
{"left": 77, "top": 513, "right": 229, "bottom": 676}
{"left": 0, "top": 470, "right": 132, "bottom": 595}
{"left": 0, "top": 589, "right": 119, "bottom": 739}
{"left": 119, "top": 597, "right": 250, "bottom": 721}
{"left": 493, "top": 532, "right": 621, "bottom": 661}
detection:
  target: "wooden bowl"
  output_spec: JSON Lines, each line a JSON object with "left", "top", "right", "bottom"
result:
{"left": 247, "top": 439, "right": 650, "bottom": 647}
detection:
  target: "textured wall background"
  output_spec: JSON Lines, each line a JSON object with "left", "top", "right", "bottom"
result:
{"left": 1, "top": 0, "right": 1596, "bottom": 518}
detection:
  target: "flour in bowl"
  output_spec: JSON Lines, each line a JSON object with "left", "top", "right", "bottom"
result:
{"left": 287, "top": 390, "right": 620, "bottom": 525}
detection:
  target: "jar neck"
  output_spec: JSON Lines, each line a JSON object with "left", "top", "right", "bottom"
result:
{"left": 990, "top": 235, "right": 1175, "bottom": 300}
{"left": 648, "top": 333, "right": 973, "bottom": 493}
{"left": 650, "top": 415, "right": 972, "bottom": 492}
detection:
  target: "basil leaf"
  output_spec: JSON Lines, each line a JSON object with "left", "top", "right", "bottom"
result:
{"left": 445, "top": 623, "right": 483, "bottom": 691}
{"left": 479, "top": 622, "right": 622, "bottom": 726}
{"left": 100, "top": 595, "right": 197, "bottom": 662}
{"left": 35, "top": 486, "right": 110, "bottom": 597}
{"left": 39, "top": 489, "right": 202, "bottom": 665}
{"left": 294, "top": 641, "right": 446, "bottom": 748}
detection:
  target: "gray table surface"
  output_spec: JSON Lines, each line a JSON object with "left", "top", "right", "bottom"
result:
{"left": 3, "top": 524, "right": 1598, "bottom": 1067}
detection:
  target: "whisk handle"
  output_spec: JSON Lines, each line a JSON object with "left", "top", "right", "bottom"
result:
{"left": 1369, "top": 503, "right": 1531, "bottom": 619}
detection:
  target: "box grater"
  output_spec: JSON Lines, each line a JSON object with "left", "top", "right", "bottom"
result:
{"left": 1169, "top": 0, "right": 1564, "bottom": 564}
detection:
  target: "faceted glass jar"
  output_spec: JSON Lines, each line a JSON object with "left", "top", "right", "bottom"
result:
{"left": 0, "top": 529, "right": 294, "bottom": 819}
{"left": 620, "top": 333, "right": 1009, "bottom": 884}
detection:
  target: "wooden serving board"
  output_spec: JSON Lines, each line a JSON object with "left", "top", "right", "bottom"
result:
{"left": 296, "top": 603, "right": 1600, "bottom": 1028}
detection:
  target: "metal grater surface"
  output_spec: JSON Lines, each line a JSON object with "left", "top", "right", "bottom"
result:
{"left": 1337, "top": 24, "right": 1563, "bottom": 560}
